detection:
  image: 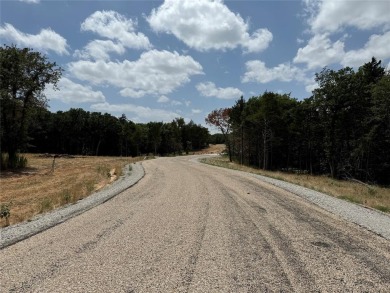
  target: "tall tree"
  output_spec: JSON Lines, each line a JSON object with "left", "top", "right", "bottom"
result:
{"left": 205, "top": 108, "right": 232, "bottom": 161}
{"left": 0, "top": 45, "right": 62, "bottom": 166}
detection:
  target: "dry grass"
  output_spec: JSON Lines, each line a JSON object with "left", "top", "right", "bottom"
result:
{"left": 201, "top": 156, "right": 390, "bottom": 214}
{"left": 0, "top": 154, "right": 141, "bottom": 227}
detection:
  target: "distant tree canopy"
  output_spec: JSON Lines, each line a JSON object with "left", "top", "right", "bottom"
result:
{"left": 26, "top": 108, "right": 209, "bottom": 157}
{"left": 0, "top": 45, "right": 62, "bottom": 166}
{"left": 207, "top": 58, "right": 390, "bottom": 185}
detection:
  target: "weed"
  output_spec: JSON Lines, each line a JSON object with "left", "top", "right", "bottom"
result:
{"left": 129, "top": 164, "right": 133, "bottom": 171}
{"left": 0, "top": 203, "right": 11, "bottom": 226}
{"left": 39, "top": 197, "right": 53, "bottom": 213}
{"left": 368, "top": 187, "right": 378, "bottom": 196}
{"left": 61, "top": 189, "right": 72, "bottom": 204}
{"left": 85, "top": 180, "right": 95, "bottom": 194}
{"left": 96, "top": 165, "right": 110, "bottom": 177}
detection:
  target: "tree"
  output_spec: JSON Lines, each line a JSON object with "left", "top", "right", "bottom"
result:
{"left": 0, "top": 45, "right": 62, "bottom": 167}
{"left": 205, "top": 108, "right": 232, "bottom": 161}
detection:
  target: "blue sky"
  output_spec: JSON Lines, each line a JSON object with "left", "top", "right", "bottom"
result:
{"left": 1, "top": 0, "right": 389, "bottom": 129}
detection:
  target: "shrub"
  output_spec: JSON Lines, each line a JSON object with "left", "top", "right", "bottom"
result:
{"left": 0, "top": 203, "right": 11, "bottom": 226}
{"left": 0, "top": 153, "right": 28, "bottom": 170}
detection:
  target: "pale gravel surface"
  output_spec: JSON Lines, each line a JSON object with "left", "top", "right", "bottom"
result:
{"left": 0, "top": 162, "right": 144, "bottom": 249}
{"left": 1, "top": 155, "right": 389, "bottom": 292}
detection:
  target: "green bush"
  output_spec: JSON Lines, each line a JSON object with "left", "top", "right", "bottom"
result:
{"left": 0, "top": 203, "right": 11, "bottom": 226}
{"left": 0, "top": 153, "right": 28, "bottom": 170}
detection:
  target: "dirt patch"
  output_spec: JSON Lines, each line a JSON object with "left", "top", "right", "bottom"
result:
{"left": 193, "top": 144, "right": 226, "bottom": 155}
{"left": 0, "top": 154, "right": 141, "bottom": 227}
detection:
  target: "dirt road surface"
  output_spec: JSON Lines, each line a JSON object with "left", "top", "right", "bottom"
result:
{"left": 1, "top": 156, "right": 389, "bottom": 292}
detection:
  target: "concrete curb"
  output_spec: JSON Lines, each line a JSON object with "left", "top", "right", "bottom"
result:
{"left": 0, "top": 162, "right": 145, "bottom": 249}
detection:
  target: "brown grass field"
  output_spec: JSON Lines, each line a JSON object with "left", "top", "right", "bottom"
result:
{"left": 0, "top": 154, "right": 141, "bottom": 227}
{"left": 201, "top": 155, "right": 390, "bottom": 214}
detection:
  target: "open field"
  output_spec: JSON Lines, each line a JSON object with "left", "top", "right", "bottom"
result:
{"left": 0, "top": 154, "right": 141, "bottom": 227}
{"left": 200, "top": 155, "right": 390, "bottom": 214}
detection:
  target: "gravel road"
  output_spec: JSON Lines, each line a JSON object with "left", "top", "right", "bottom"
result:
{"left": 1, "top": 156, "right": 389, "bottom": 292}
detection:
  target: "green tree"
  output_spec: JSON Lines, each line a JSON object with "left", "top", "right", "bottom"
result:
{"left": 205, "top": 108, "right": 232, "bottom": 161}
{"left": 0, "top": 45, "right": 62, "bottom": 167}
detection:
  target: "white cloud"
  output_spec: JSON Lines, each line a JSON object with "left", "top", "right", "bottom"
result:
{"left": 91, "top": 102, "right": 179, "bottom": 122}
{"left": 157, "top": 95, "right": 170, "bottom": 103}
{"left": 293, "top": 34, "right": 345, "bottom": 69}
{"left": 196, "top": 82, "right": 243, "bottom": 100}
{"left": 69, "top": 49, "right": 203, "bottom": 98}
{"left": 45, "top": 78, "right": 106, "bottom": 104}
{"left": 0, "top": 23, "right": 68, "bottom": 55}
{"left": 306, "top": 0, "right": 390, "bottom": 33}
{"left": 242, "top": 28, "right": 273, "bottom": 53}
{"left": 171, "top": 100, "right": 182, "bottom": 106}
{"left": 192, "top": 109, "right": 202, "bottom": 114}
{"left": 147, "top": 0, "right": 272, "bottom": 53}
{"left": 73, "top": 40, "right": 125, "bottom": 61}
{"left": 19, "top": 0, "right": 40, "bottom": 3}
{"left": 242, "top": 60, "right": 306, "bottom": 83}
{"left": 342, "top": 31, "right": 390, "bottom": 67}
{"left": 81, "top": 10, "right": 151, "bottom": 50}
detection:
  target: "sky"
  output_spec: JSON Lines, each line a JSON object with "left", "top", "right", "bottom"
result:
{"left": 1, "top": 0, "right": 390, "bottom": 129}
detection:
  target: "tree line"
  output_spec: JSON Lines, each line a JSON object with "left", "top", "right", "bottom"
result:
{"left": 207, "top": 58, "right": 390, "bottom": 185}
{"left": 0, "top": 45, "right": 209, "bottom": 170}
{"left": 28, "top": 108, "right": 209, "bottom": 157}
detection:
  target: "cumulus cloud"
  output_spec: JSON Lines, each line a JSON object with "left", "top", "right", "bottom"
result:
{"left": 192, "top": 109, "right": 202, "bottom": 114}
{"left": 196, "top": 82, "right": 243, "bottom": 100}
{"left": 147, "top": 0, "right": 272, "bottom": 53}
{"left": 0, "top": 23, "right": 69, "bottom": 55}
{"left": 342, "top": 31, "right": 390, "bottom": 68}
{"left": 73, "top": 40, "right": 125, "bottom": 61}
{"left": 306, "top": 0, "right": 390, "bottom": 33}
{"left": 157, "top": 95, "right": 170, "bottom": 103}
{"left": 91, "top": 102, "right": 179, "bottom": 122}
{"left": 293, "top": 34, "right": 345, "bottom": 69}
{"left": 81, "top": 10, "right": 151, "bottom": 50}
{"left": 45, "top": 77, "right": 106, "bottom": 104}
{"left": 242, "top": 60, "right": 306, "bottom": 83}
{"left": 69, "top": 49, "right": 203, "bottom": 98}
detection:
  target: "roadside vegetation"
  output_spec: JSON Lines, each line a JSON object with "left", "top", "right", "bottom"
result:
{"left": 0, "top": 154, "right": 141, "bottom": 227}
{"left": 201, "top": 155, "right": 390, "bottom": 214}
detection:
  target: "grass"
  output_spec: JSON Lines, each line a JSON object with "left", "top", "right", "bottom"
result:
{"left": 200, "top": 156, "right": 390, "bottom": 214}
{"left": 0, "top": 154, "right": 142, "bottom": 227}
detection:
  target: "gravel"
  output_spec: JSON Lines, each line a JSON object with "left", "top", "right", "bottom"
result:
{"left": 245, "top": 170, "right": 390, "bottom": 240}
{"left": 0, "top": 162, "right": 144, "bottom": 249}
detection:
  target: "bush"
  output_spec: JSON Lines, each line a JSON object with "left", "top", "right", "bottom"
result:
{"left": 0, "top": 153, "right": 28, "bottom": 170}
{"left": 0, "top": 203, "right": 11, "bottom": 226}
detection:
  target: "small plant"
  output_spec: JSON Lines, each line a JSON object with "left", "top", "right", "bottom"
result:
{"left": 129, "top": 164, "right": 133, "bottom": 171}
{"left": 1, "top": 203, "right": 11, "bottom": 226}
{"left": 0, "top": 153, "right": 28, "bottom": 170}
{"left": 39, "top": 197, "right": 53, "bottom": 213}
{"left": 96, "top": 165, "right": 110, "bottom": 177}
{"left": 61, "top": 189, "right": 72, "bottom": 204}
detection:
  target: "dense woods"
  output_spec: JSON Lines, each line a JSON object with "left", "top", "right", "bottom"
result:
{"left": 207, "top": 58, "right": 390, "bottom": 185}
{"left": 10, "top": 107, "right": 210, "bottom": 157}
